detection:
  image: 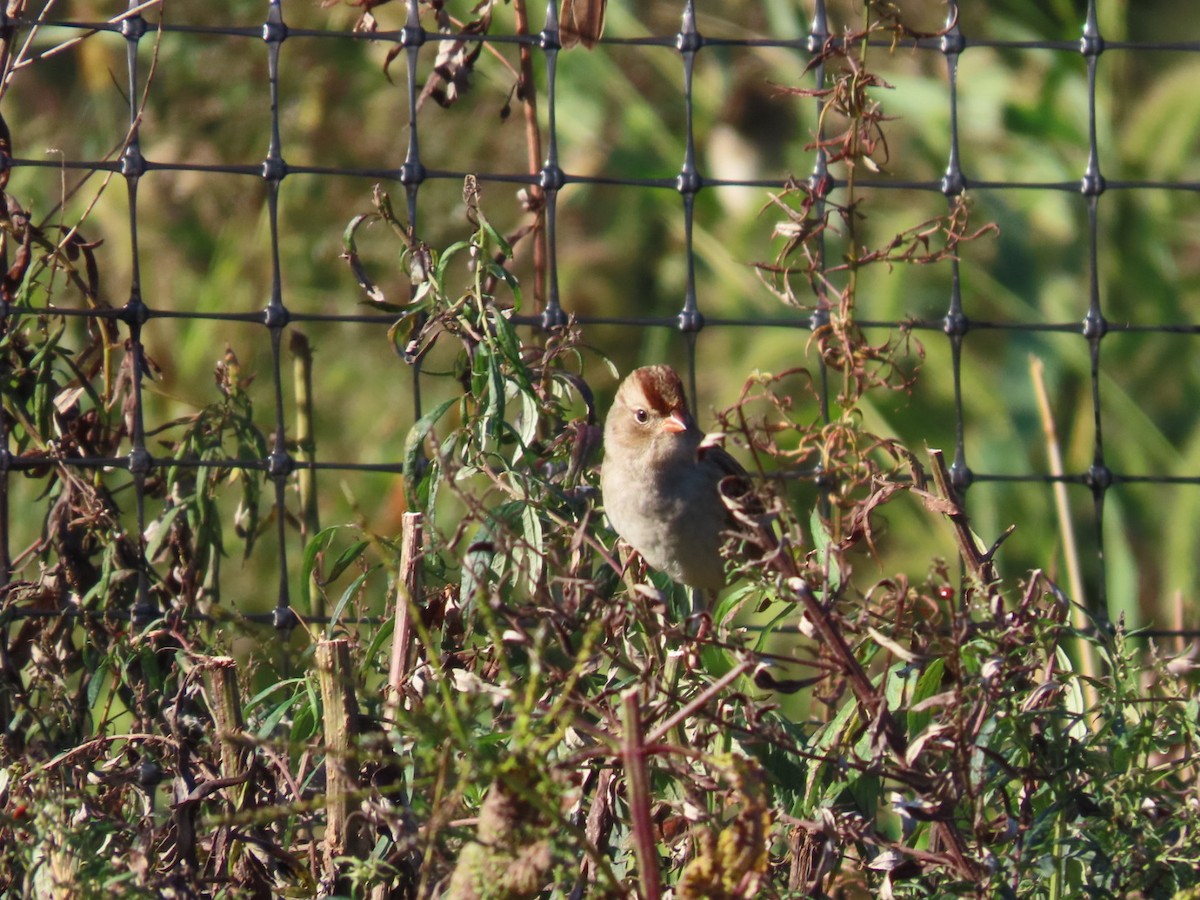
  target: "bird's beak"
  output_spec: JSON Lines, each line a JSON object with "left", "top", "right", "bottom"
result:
{"left": 662, "top": 412, "right": 689, "bottom": 434}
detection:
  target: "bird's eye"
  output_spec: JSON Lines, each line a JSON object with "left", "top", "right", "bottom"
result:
{"left": 634, "top": 408, "right": 649, "bottom": 424}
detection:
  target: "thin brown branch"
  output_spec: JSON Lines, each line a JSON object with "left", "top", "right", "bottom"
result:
{"left": 621, "top": 688, "right": 662, "bottom": 900}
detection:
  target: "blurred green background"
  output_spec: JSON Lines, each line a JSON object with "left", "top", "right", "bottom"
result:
{"left": 6, "top": 0, "right": 1200, "bottom": 631}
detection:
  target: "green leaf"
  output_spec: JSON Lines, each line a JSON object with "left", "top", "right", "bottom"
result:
{"left": 326, "top": 539, "right": 370, "bottom": 585}
{"left": 519, "top": 502, "right": 544, "bottom": 592}
{"left": 403, "top": 397, "right": 457, "bottom": 506}
{"left": 907, "top": 657, "right": 945, "bottom": 740}
{"left": 363, "top": 614, "right": 395, "bottom": 664}
{"left": 423, "top": 456, "right": 442, "bottom": 522}
{"left": 28, "top": 318, "right": 66, "bottom": 370}
{"left": 300, "top": 525, "right": 342, "bottom": 612}
{"left": 436, "top": 239, "right": 471, "bottom": 283}
{"left": 847, "top": 772, "right": 881, "bottom": 818}
{"left": 460, "top": 501, "right": 525, "bottom": 607}
{"left": 491, "top": 307, "right": 523, "bottom": 369}
{"left": 461, "top": 532, "right": 495, "bottom": 610}
{"left": 970, "top": 714, "right": 996, "bottom": 788}
{"left": 246, "top": 677, "right": 308, "bottom": 709}
{"left": 809, "top": 508, "right": 841, "bottom": 594}
{"left": 1055, "top": 646, "right": 1089, "bottom": 742}
{"left": 342, "top": 213, "right": 389, "bottom": 305}
{"left": 137, "top": 643, "right": 162, "bottom": 690}
{"left": 485, "top": 263, "right": 522, "bottom": 314}
{"left": 291, "top": 680, "right": 320, "bottom": 743}
{"left": 517, "top": 387, "right": 541, "bottom": 451}
{"left": 386, "top": 307, "right": 425, "bottom": 357}
{"left": 257, "top": 692, "right": 302, "bottom": 740}
{"left": 806, "top": 699, "right": 860, "bottom": 806}
{"left": 341, "top": 212, "right": 373, "bottom": 253}
{"left": 477, "top": 212, "right": 513, "bottom": 261}
{"left": 883, "top": 661, "right": 913, "bottom": 712}
{"left": 327, "top": 565, "right": 377, "bottom": 635}
{"left": 145, "top": 503, "right": 187, "bottom": 560}
{"left": 713, "top": 582, "right": 756, "bottom": 631}
{"left": 480, "top": 347, "right": 505, "bottom": 439}
{"left": 86, "top": 659, "right": 110, "bottom": 711}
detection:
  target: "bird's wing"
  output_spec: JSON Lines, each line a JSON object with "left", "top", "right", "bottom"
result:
{"left": 698, "top": 436, "right": 768, "bottom": 526}
{"left": 697, "top": 434, "right": 749, "bottom": 478}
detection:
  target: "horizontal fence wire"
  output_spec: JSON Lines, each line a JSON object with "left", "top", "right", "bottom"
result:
{"left": 1, "top": 0, "right": 1197, "bottom": 640}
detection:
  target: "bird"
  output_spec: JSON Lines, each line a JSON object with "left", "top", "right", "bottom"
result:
{"left": 600, "top": 365, "right": 755, "bottom": 598}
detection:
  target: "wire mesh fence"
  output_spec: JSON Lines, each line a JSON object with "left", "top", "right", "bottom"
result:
{"left": 2, "top": 0, "right": 1197, "bottom": 638}
{"left": 6, "top": 1, "right": 1200, "bottom": 894}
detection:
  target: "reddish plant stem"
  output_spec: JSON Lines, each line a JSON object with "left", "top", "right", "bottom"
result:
{"left": 621, "top": 688, "right": 662, "bottom": 900}
{"left": 512, "top": 0, "right": 547, "bottom": 308}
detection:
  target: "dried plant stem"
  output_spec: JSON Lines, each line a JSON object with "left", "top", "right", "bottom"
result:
{"left": 386, "top": 511, "right": 423, "bottom": 721}
{"left": 1030, "top": 356, "right": 1099, "bottom": 705}
{"left": 1029, "top": 358, "right": 1085, "bottom": 612}
{"left": 512, "top": 0, "right": 547, "bottom": 306}
{"left": 201, "top": 657, "right": 252, "bottom": 813}
{"left": 316, "top": 639, "right": 368, "bottom": 878}
{"left": 646, "top": 657, "right": 752, "bottom": 744}
{"left": 926, "top": 449, "right": 1009, "bottom": 595}
{"left": 574, "top": 766, "right": 618, "bottom": 894}
{"left": 291, "top": 332, "right": 321, "bottom": 619}
{"left": 3, "top": 1, "right": 164, "bottom": 81}
{"left": 752, "top": 525, "right": 906, "bottom": 758}
{"left": 291, "top": 332, "right": 318, "bottom": 538}
{"left": 742, "top": 452, "right": 987, "bottom": 879}
{"left": 621, "top": 688, "right": 662, "bottom": 900}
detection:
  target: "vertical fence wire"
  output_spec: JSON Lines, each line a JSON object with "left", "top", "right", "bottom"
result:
{"left": 118, "top": 3, "right": 154, "bottom": 627}
{"left": 807, "top": 0, "right": 833, "bottom": 526}
{"left": 262, "top": 0, "right": 298, "bottom": 632}
{"left": 1080, "top": 0, "right": 1111, "bottom": 621}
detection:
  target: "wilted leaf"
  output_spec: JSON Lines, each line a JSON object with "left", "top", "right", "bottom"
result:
{"left": 559, "top": 0, "right": 607, "bottom": 49}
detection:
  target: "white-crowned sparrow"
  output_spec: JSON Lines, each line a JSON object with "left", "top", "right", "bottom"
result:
{"left": 600, "top": 365, "right": 752, "bottom": 595}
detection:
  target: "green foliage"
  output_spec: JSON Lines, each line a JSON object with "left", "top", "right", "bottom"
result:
{"left": 3, "top": 1, "right": 1200, "bottom": 898}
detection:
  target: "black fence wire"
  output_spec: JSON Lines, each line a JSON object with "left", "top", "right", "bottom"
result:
{"left": 2, "top": 1, "right": 1199, "bottom": 639}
